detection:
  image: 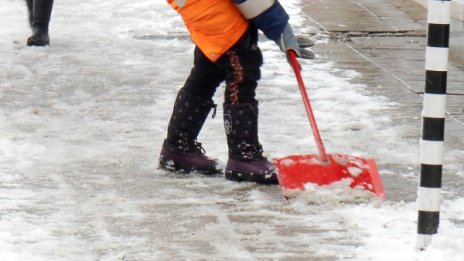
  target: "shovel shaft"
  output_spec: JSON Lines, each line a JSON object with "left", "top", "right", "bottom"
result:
{"left": 287, "top": 50, "right": 328, "bottom": 162}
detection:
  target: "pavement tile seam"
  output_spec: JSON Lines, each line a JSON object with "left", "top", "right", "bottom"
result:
{"left": 302, "top": 0, "right": 464, "bottom": 128}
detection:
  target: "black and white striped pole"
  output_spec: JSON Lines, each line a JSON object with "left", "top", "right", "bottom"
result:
{"left": 417, "top": 0, "right": 450, "bottom": 251}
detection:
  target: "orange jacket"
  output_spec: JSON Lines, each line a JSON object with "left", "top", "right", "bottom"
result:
{"left": 167, "top": 0, "right": 249, "bottom": 62}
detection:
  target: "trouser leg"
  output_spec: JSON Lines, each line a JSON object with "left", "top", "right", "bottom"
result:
{"left": 25, "top": 0, "right": 33, "bottom": 27}
{"left": 31, "top": 0, "right": 54, "bottom": 30}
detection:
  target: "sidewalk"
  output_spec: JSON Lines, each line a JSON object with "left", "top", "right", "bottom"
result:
{"left": 413, "top": 0, "right": 464, "bottom": 67}
{"left": 0, "top": 1, "right": 462, "bottom": 259}
{"left": 303, "top": 0, "right": 463, "bottom": 142}
{"left": 301, "top": 0, "right": 464, "bottom": 198}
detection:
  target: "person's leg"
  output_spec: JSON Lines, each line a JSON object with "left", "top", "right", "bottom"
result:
{"left": 182, "top": 47, "right": 225, "bottom": 101}
{"left": 27, "top": 0, "right": 54, "bottom": 46}
{"left": 218, "top": 25, "right": 277, "bottom": 184}
{"left": 25, "top": 0, "right": 33, "bottom": 27}
{"left": 159, "top": 47, "right": 224, "bottom": 174}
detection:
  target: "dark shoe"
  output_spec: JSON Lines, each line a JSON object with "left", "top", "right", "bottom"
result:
{"left": 27, "top": 0, "right": 54, "bottom": 46}
{"left": 225, "top": 143, "right": 277, "bottom": 184}
{"left": 27, "top": 27, "right": 49, "bottom": 46}
{"left": 160, "top": 89, "right": 219, "bottom": 174}
{"left": 225, "top": 157, "right": 277, "bottom": 184}
{"left": 223, "top": 102, "right": 278, "bottom": 185}
{"left": 159, "top": 139, "right": 221, "bottom": 174}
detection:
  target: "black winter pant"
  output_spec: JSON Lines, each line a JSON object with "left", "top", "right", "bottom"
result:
{"left": 26, "top": 0, "right": 54, "bottom": 29}
{"left": 182, "top": 25, "right": 263, "bottom": 104}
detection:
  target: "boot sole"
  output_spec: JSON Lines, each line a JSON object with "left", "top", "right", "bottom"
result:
{"left": 159, "top": 159, "right": 222, "bottom": 175}
{"left": 225, "top": 169, "right": 278, "bottom": 185}
{"left": 27, "top": 41, "right": 49, "bottom": 47}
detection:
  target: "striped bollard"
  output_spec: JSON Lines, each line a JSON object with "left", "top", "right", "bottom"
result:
{"left": 417, "top": 0, "right": 450, "bottom": 251}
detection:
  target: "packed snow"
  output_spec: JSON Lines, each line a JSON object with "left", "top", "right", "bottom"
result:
{"left": 0, "top": 0, "right": 463, "bottom": 260}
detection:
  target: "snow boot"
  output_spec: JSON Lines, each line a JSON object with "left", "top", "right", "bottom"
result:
{"left": 223, "top": 102, "right": 277, "bottom": 184}
{"left": 159, "top": 89, "right": 221, "bottom": 174}
{"left": 27, "top": 0, "right": 53, "bottom": 46}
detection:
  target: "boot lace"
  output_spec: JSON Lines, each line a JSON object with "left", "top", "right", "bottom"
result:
{"left": 178, "top": 137, "right": 206, "bottom": 155}
{"left": 194, "top": 141, "right": 207, "bottom": 155}
{"left": 238, "top": 143, "right": 265, "bottom": 160}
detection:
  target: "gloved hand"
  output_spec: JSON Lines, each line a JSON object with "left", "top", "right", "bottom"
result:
{"left": 275, "top": 23, "right": 315, "bottom": 60}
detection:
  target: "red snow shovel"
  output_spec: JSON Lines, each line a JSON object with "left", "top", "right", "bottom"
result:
{"left": 274, "top": 50, "right": 384, "bottom": 198}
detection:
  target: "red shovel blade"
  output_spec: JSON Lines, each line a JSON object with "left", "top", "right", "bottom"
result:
{"left": 274, "top": 154, "right": 385, "bottom": 198}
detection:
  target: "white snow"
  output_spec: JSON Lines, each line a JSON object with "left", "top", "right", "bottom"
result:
{"left": 0, "top": 0, "right": 463, "bottom": 260}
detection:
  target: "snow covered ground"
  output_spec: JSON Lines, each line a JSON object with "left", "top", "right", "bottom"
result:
{"left": 0, "top": 0, "right": 463, "bottom": 260}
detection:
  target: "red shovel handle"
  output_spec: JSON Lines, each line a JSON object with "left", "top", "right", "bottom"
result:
{"left": 287, "top": 50, "right": 328, "bottom": 162}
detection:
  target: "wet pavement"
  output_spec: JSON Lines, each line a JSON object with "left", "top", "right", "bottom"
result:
{"left": 1, "top": 1, "right": 463, "bottom": 260}
{"left": 414, "top": 0, "right": 464, "bottom": 64}
{"left": 300, "top": 0, "right": 464, "bottom": 200}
